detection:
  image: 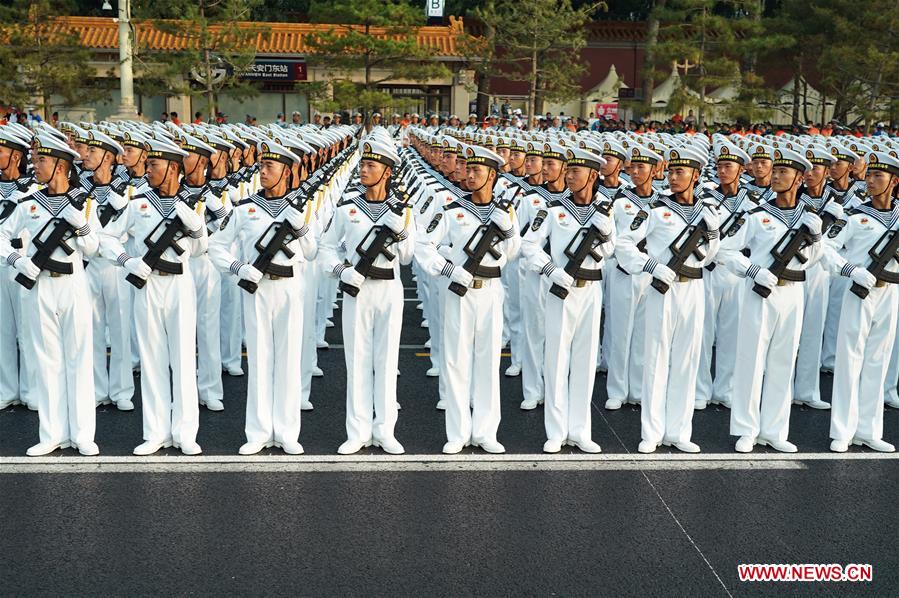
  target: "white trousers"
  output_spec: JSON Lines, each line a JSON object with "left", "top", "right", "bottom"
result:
{"left": 342, "top": 278, "right": 402, "bottom": 443}
{"left": 885, "top": 317, "right": 899, "bottom": 404}
{"left": 821, "top": 276, "right": 849, "bottom": 370}
{"left": 730, "top": 282, "right": 804, "bottom": 442}
{"left": 696, "top": 266, "right": 743, "bottom": 404}
{"left": 641, "top": 278, "right": 704, "bottom": 444}
{"left": 134, "top": 272, "right": 200, "bottom": 446}
{"left": 543, "top": 281, "right": 602, "bottom": 443}
{"left": 830, "top": 284, "right": 898, "bottom": 441}
{"left": 793, "top": 265, "right": 830, "bottom": 403}
{"left": 442, "top": 279, "right": 504, "bottom": 445}
{"left": 220, "top": 261, "right": 243, "bottom": 371}
{"left": 605, "top": 267, "right": 650, "bottom": 403}
{"left": 88, "top": 260, "right": 134, "bottom": 405}
{"left": 300, "top": 261, "right": 319, "bottom": 404}
{"left": 0, "top": 268, "right": 31, "bottom": 406}
{"left": 519, "top": 270, "right": 547, "bottom": 403}
{"left": 243, "top": 275, "right": 304, "bottom": 444}
{"left": 25, "top": 269, "right": 96, "bottom": 446}
{"left": 501, "top": 256, "right": 523, "bottom": 367}
{"left": 191, "top": 255, "right": 223, "bottom": 403}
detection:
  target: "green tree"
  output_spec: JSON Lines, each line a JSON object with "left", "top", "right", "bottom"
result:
{"left": 132, "top": 0, "right": 265, "bottom": 120}
{"left": 0, "top": 0, "right": 109, "bottom": 118}
{"left": 474, "top": 0, "right": 601, "bottom": 122}
{"left": 305, "top": 0, "right": 450, "bottom": 127}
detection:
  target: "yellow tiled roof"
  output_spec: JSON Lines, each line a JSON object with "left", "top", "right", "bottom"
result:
{"left": 41, "top": 15, "right": 468, "bottom": 57}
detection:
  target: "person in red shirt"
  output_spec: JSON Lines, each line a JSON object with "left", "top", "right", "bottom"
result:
{"left": 193, "top": 111, "right": 203, "bottom": 124}
{"left": 170, "top": 112, "right": 182, "bottom": 126}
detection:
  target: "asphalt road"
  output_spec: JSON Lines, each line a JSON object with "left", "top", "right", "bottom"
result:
{"left": 2, "top": 268, "right": 898, "bottom": 596}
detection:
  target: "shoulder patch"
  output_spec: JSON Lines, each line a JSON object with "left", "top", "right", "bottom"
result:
{"left": 419, "top": 196, "right": 434, "bottom": 214}
{"left": 748, "top": 206, "right": 766, "bottom": 214}
{"left": 827, "top": 220, "right": 845, "bottom": 238}
{"left": 426, "top": 212, "right": 443, "bottom": 233}
{"left": 531, "top": 209, "right": 548, "bottom": 232}
{"left": 630, "top": 210, "right": 649, "bottom": 231}
{"left": 725, "top": 217, "right": 745, "bottom": 237}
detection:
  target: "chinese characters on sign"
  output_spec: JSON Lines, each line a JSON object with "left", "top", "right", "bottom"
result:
{"left": 239, "top": 60, "right": 307, "bottom": 81}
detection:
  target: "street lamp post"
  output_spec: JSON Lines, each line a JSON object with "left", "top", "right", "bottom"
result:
{"left": 106, "top": 0, "right": 139, "bottom": 121}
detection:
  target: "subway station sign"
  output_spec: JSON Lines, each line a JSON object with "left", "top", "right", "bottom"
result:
{"left": 239, "top": 59, "right": 307, "bottom": 82}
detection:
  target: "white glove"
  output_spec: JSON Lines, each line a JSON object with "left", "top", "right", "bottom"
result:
{"left": 237, "top": 264, "right": 263, "bottom": 284}
{"left": 489, "top": 208, "right": 513, "bottom": 232}
{"left": 801, "top": 212, "right": 822, "bottom": 236}
{"left": 383, "top": 208, "right": 406, "bottom": 234}
{"left": 448, "top": 265, "right": 473, "bottom": 287}
{"left": 174, "top": 201, "right": 203, "bottom": 232}
{"left": 108, "top": 191, "right": 128, "bottom": 211}
{"left": 590, "top": 211, "right": 613, "bottom": 236}
{"left": 123, "top": 257, "right": 151, "bottom": 280}
{"left": 703, "top": 207, "right": 720, "bottom": 231}
{"left": 849, "top": 266, "right": 876, "bottom": 290}
{"left": 60, "top": 204, "right": 87, "bottom": 229}
{"left": 753, "top": 267, "right": 778, "bottom": 290}
{"left": 13, "top": 256, "right": 40, "bottom": 279}
{"left": 548, "top": 267, "right": 574, "bottom": 289}
{"left": 651, "top": 263, "right": 676, "bottom": 285}
{"left": 339, "top": 266, "right": 365, "bottom": 288}
{"left": 283, "top": 206, "right": 305, "bottom": 231}
{"left": 823, "top": 201, "right": 845, "bottom": 221}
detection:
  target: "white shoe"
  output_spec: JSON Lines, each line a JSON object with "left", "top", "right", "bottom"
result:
{"left": 830, "top": 439, "right": 849, "bottom": 453}
{"left": 26, "top": 441, "right": 71, "bottom": 456}
{"left": 694, "top": 399, "right": 707, "bottom": 410}
{"left": 426, "top": 367, "right": 440, "bottom": 377}
{"left": 604, "top": 398, "right": 623, "bottom": 410}
{"left": 442, "top": 441, "right": 465, "bottom": 454}
{"left": 325, "top": 319, "right": 334, "bottom": 328}
{"left": 25, "top": 402, "right": 38, "bottom": 411}
{"left": 477, "top": 440, "right": 505, "bottom": 454}
{"left": 280, "top": 440, "right": 304, "bottom": 455}
{"left": 301, "top": 400, "right": 314, "bottom": 411}
{"left": 331, "top": 302, "right": 338, "bottom": 309}
{"left": 225, "top": 366, "right": 244, "bottom": 376}
{"left": 416, "top": 303, "right": 423, "bottom": 311}
{"left": 0, "top": 398, "right": 21, "bottom": 410}
{"left": 504, "top": 364, "right": 522, "bottom": 377}
{"left": 543, "top": 439, "right": 563, "bottom": 453}
{"left": 239, "top": 441, "right": 266, "bottom": 455}
{"left": 669, "top": 440, "right": 700, "bottom": 453}
{"left": 312, "top": 367, "right": 323, "bottom": 377}
{"left": 710, "top": 398, "right": 731, "bottom": 408}
{"left": 520, "top": 399, "right": 540, "bottom": 411}
{"left": 133, "top": 439, "right": 172, "bottom": 456}
{"left": 884, "top": 396, "right": 899, "bottom": 409}
{"left": 570, "top": 439, "right": 602, "bottom": 454}
{"left": 852, "top": 437, "right": 895, "bottom": 452}
{"left": 374, "top": 437, "right": 405, "bottom": 455}
{"left": 180, "top": 442, "right": 202, "bottom": 456}
{"left": 77, "top": 442, "right": 100, "bottom": 456}
{"left": 96, "top": 398, "right": 112, "bottom": 407}
{"left": 796, "top": 398, "right": 831, "bottom": 410}
{"left": 735, "top": 436, "right": 756, "bottom": 453}
{"left": 424, "top": 338, "right": 431, "bottom": 348}
{"left": 637, "top": 440, "right": 657, "bottom": 454}
{"left": 757, "top": 438, "right": 797, "bottom": 453}
{"left": 627, "top": 398, "right": 641, "bottom": 406}
{"left": 200, "top": 398, "right": 224, "bottom": 412}
{"left": 421, "top": 319, "right": 429, "bottom": 328}
{"left": 435, "top": 399, "right": 446, "bottom": 410}
{"left": 316, "top": 340, "right": 330, "bottom": 349}
{"left": 338, "top": 438, "right": 372, "bottom": 455}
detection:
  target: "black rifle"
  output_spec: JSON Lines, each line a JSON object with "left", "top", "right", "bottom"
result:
{"left": 549, "top": 202, "right": 612, "bottom": 300}
{"left": 338, "top": 184, "right": 410, "bottom": 298}
{"left": 448, "top": 198, "right": 513, "bottom": 297}
{"left": 651, "top": 219, "right": 710, "bottom": 294}
{"left": 126, "top": 193, "right": 201, "bottom": 289}
{"left": 0, "top": 199, "right": 15, "bottom": 224}
{"left": 850, "top": 227, "right": 899, "bottom": 299}
{"left": 15, "top": 194, "right": 87, "bottom": 290}
{"left": 753, "top": 202, "right": 829, "bottom": 298}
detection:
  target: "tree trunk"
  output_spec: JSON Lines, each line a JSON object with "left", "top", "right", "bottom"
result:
{"left": 791, "top": 72, "right": 800, "bottom": 126}
{"left": 527, "top": 42, "right": 537, "bottom": 128}
{"left": 475, "top": 0, "right": 494, "bottom": 119}
{"left": 697, "top": 5, "right": 706, "bottom": 129}
{"left": 642, "top": 0, "right": 665, "bottom": 117}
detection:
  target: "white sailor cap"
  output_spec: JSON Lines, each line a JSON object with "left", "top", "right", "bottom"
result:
{"left": 201, "top": 133, "right": 235, "bottom": 153}
{"left": 85, "top": 129, "right": 124, "bottom": 156}
{"left": 713, "top": 141, "right": 750, "bottom": 165}
{"left": 273, "top": 133, "right": 315, "bottom": 156}
{"left": 144, "top": 137, "right": 189, "bottom": 162}
{"left": 865, "top": 150, "right": 899, "bottom": 177}
{"left": 34, "top": 133, "right": 80, "bottom": 162}
{"left": 257, "top": 140, "right": 300, "bottom": 166}
{"left": 468, "top": 113, "right": 478, "bottom": 119}
{"left": 177, "top": 132, "right": 216, "bottom": 158}
{"left": 565, "top": 146, "right": 606, "bottom": 171}
{"left": 772, "top": 147, "right": 813, "bottom": 173}
{"left": 827, "top": 143, "right": 859, "bottom": 164}
{"left": 462, "top": 144, "right": 505, "bottom": 170}
{"left": 749, "top": 143, "right": 775, "bottom": 161}
{"left": 628, "top": 144, "right": 663, "bottom": 166}
{"left": 666, "top": 145, "right": 707, "bottom": 170}
{"left": 360, "top": 138, "right": 400, "bottom": 168}
{"left": 121, "top": 130, "right": 149, "bottom": 149}
{"left": 599, "top": 138, "right": 628, "bottom": 162}
{"left": 0, "top": 127, "right": 30, "bottom": 152}
{"left": 804, "top": 145, "right": 835, "bottom": 167}
{"left": 541, "top": 141, "right": 568, "bottom": 162}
